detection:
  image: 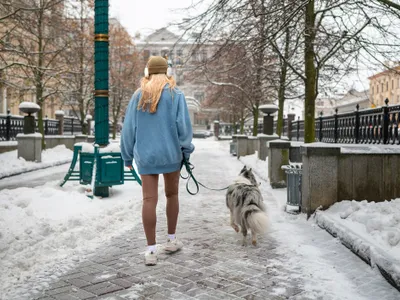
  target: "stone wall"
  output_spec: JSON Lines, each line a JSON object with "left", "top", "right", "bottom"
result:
{"left": 301, "top": 144, "right": 400, "bottom": 216}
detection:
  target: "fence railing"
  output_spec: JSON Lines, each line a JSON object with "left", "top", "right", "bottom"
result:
{"left": 291, "top": 99, "right": 400, "bottom": 145}
{"left": 64, "top": 116, "right": 82, "bottom": 136}
{"left": 0, "top": 110, "right": 82, "bottom": 141}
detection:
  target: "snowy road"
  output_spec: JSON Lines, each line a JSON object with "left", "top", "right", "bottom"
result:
{"left": 1, "top": 139, "right": 399, "bottom": 300}
{"left": 0, "top": 164, "right": 69, "bottom": 190}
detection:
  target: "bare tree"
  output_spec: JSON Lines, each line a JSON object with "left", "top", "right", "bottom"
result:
{"left": 109, "top": 21, "right": 143, "bottom": 140}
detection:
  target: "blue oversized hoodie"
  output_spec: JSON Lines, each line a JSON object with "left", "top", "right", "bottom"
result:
{"left": 121, "top": 86, "right": 194, "bottom": 175}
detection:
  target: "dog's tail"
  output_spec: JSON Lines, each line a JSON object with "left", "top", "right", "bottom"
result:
{"left": 245, "top": 210, "right": 268, "bottom": 234}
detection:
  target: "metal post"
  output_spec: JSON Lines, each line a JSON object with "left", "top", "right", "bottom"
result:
{"left": 319, "top": 112, "right": 323, "bottom": 142}
{"left": 355, "top": 104, "right": 360, "bottom": 144}
{"left": 94, "top": 0, "right": 109, "bottom": 197}
{"left": 45, "top": 115, "right": 49, "bottom": 135}
{"left": 6, "top": 109, "right": 10, "bottom": 141}
{"left": 334, "top": 108, "right": 338, "bottom": 143}
{"left": 297, "top": 117, "right": 300, "bottom": 141}
{"left": 94, "top": 0, "right": 109, "bottom": 146}
{"left": 71, "top": 118, "right": 74, "bottom": 135}
{"left": 383, "top": 98, "right": 389, "bottom": 144}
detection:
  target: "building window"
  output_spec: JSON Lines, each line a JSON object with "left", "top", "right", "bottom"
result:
{"left": 386, "top": 81, "right": 389, "bottom": 91}
{"left": 392, "top": 79, "right": 394, "bottom": 89}
{"left": 382, "top": 82, "right": 384, "bottom": 92}
{"left": 372, "top": 86, "right": 374, "bottom": 95}
{"left": 398, "top": 95, "right": 400, "bottom": 103}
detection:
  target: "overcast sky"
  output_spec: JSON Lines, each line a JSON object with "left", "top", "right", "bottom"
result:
{"left": 109, "top": 0, "right": 201, "bottom": 37}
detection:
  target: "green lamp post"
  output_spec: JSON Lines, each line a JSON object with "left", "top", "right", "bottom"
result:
{"left": 59, "top": 0, "right": 141, "bottom": 196}
{"left": 94, "top": 0, "right": 110, "bottom": 197}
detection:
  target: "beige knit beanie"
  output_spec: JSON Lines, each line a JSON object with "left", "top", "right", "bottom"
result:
{"left": 147, "top": 56, "right": 168, "bottom": 75}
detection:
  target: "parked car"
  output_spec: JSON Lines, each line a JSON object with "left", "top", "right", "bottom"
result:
{"left": 193, "top": 130, "right": 208, "bottom": 138}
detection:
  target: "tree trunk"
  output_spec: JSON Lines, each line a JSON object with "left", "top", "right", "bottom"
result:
{"left": 276, "top": 26, "right": 290, "bottom": 137}
{"left": 252, "top": 106, "right": 259, "bottom": 136}
{"left": 304, "top": 0, "right": 317, "bottom": 143}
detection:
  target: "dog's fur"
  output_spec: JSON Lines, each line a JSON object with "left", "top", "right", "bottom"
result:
{"left": 226, "top": 166, "right": 268, "bottom": 246}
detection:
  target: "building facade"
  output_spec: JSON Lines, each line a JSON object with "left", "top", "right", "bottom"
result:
{"left": 135, "top": 28, "right": 218, "bottom": 130}
{"left": 369, "top": 66, "right": 400, "bottom": 107}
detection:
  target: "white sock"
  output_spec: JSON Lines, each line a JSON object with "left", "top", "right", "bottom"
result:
{"left": 168, "top": 234, "right": 176, "bottom": 241}
{"left": 147, "top": 245, "right": 156, "bottom": 253}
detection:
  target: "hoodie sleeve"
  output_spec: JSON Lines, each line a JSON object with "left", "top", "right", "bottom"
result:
{"left": 176, "top": 93, "right": 195, "bottom": 160}
{"left": 121, "top": 93, "right": 137, "bottom": 167}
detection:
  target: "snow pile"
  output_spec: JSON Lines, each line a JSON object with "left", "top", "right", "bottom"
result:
{"left": 239, "top": 152, "right": 268, "bottom": 181}
{"left": 0, "top": 145, "right": 73, "bottom": 179}
{"left": 0, "top": 179, "right": 142, "bottom": 298}
{"left": 322, "top": 199, "right": 400, "bottom": 261}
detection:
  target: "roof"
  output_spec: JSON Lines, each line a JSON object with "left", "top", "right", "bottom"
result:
{"left": 368, "top": 66, "right": 400, "bottom": 80}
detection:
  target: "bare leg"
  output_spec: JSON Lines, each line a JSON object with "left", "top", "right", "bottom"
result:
{"left": 141, "top": 174, "right": 159, "bottom": 246}
{"left": 163, "top": 170, "right": 180, "bottom": 235}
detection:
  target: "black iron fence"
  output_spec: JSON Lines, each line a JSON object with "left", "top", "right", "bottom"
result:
{"left": 291, "top": 99, "right": 400, "bottom": 144}
{"left": 64, "top": 116, "right": 82, "bottom": 136}
{"left": 0, "top": 110, "right": 82, "bottom": 141}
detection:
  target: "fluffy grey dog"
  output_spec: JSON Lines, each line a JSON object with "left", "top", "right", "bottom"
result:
{"left": 226, "top": 166, "right": 268, "bottom": 246}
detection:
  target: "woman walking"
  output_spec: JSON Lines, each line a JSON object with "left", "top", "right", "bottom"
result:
{"left": 121, "top": 56, "right": 194, "bottom": 265}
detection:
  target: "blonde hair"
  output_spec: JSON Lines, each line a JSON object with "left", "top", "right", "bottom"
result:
{"left": 138, "top": 74, "right": 177, "bottom": 113}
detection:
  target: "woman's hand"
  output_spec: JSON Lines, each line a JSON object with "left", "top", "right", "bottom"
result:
{"left": 127, "top": 166, "right": 133, "bottom": 170}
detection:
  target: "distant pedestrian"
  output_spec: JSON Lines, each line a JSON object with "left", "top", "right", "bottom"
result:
{"left": 121, "top": 56, "right": 194, "bottom": 266}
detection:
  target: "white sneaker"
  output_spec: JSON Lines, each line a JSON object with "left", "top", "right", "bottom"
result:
{"left": 144, "top": 250, "right": 157, "bottom": 266}
{"left": 164, "top": 238, "right": 183, "bottom": 253}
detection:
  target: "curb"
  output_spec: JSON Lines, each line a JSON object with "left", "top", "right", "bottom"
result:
{"left": 315, "top": 212, "right": 400, "bottom": 292}
{"left": 0, "top": 159, "right": 71, "bottom": 180}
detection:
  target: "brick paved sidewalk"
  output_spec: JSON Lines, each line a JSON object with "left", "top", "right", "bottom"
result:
{"left": 30, "top": 142, "right": 399, "bottom": 300}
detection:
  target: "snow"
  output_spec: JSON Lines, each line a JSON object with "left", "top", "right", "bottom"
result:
{"left": 239, "top": 152, "right": 268, "bottom": 182}
{"left": 75, "top": 142, "right": 121, "bottom": 154}
{"left": 18, "top": 102, "right": 40, "bottom": 111}
{"left": 0, "top": 141, "right": 18, "bottom": 147}
{"left": 55, "top": 110, "right": 65, "bottom": 116}
{"left": 1, "top": 139, "right": 398, "bottom": 299}
{"left": 318, "top": 200, "right": 400, "bottom": 261}
{"left": 0, "top": 179, "right": 142, "bottom": 298}
{"left": 16, "top": 133, "right": 42, "bottom": 138}
{"left": 75, "top": 142, "right": 94, "bottom": 153}
{"left": 100, "top": 143, "right": 121, "bottom": 153}
{"left": 0, "top": 145, "right": 73, "bottom": 179}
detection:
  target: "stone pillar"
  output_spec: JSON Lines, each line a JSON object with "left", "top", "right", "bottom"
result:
{"left": 86, "top": 114, "right": 93, "bottom": 136}
{"left": 301, "top": 146, "right": 340, "bottom": 218}
{"left": 263, "top": 114, "right": 274, "bottom": 135}
{"left": 287, "top": 113, "right": 295, "bottom": 140}
{"left": 257, "top": 134, "right": 279, "bottom": 160}
{"left": 214, "top": 120, "right": 220, "bottom": 139}
{"left": 247, "top": 136, "right": 259, "bottom": 155}
{"left": 55, "top": 110, "right": 65, "bottom": 135}
{"left": 236, "top": 135, "right": 248, "bottom": 158}
{"left": 17, "top": 133, "right": 42, "bottom": 162}
{"left": 268, "top": 140, "right": 290, "bottom": 188}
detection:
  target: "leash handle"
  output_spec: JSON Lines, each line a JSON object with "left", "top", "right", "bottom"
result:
{"left": 181, "top": 157, "right": 199, "bottom": 195}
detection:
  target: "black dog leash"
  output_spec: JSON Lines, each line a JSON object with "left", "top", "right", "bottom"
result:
{"left": 180, "top": 158, "right": 230, "bottom": 195}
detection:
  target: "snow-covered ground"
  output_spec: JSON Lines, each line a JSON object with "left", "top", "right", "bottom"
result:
{"left": 0, "top": 178, "right": 143, "bottom": 298}
{"left": 1, "top": 139, "right": 399, "bottom": 299}
{"left": 0, "top": 145, "right": 73, "bottom": 179}
{"left": 321, "top": 200, "right": 400, "bottom": 262}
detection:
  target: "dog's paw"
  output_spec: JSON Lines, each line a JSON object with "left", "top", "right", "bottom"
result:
{"left": 252, "top": 240, "right": 257, "bottom": 246}
{"left": 231, "top": 224, "right": 240, "bottom": 233}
